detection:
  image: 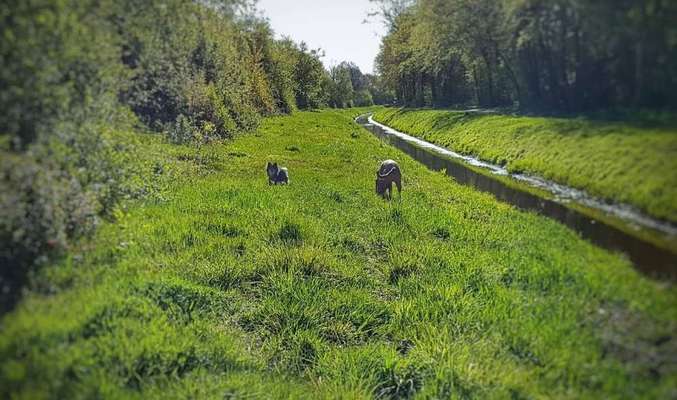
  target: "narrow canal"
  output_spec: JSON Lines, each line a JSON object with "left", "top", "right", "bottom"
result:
{"left": 356, "top": 114, "right": 677, "bottom": 281}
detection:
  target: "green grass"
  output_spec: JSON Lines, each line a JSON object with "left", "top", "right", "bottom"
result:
{"left": 1, "top": 109, "right": 675, "bottom": 399}
{"left": 372, "top": 108, "right": 677, "bottom": 224}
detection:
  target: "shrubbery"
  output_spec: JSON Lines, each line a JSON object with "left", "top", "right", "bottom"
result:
{"left": 326, "top": 62, "right": 391, "bottom": 108}
{"left": 0, "top": 154, "right": 96, "bottom": 303}
{"left": 0, "top": 120, "right": 139, "bottom": 309}
{"left": 0, "top": 0, "right": 381, "bottom": 309}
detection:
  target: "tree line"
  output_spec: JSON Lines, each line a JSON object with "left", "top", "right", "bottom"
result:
{"left": 374, "top": 0, "right": 677, "bottom": 112}
{"left": 0, "top": 0, "right": 384, "bottom": 309}
{"left": 2, "top": 0, "right": 388, "bottom": 149}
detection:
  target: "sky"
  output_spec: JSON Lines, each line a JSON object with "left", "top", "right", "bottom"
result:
{"left": 256, "top": 0, "right": 383, "bottom": 74}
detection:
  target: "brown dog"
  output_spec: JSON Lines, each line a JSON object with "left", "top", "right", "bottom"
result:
{"left": 376, "top": 159, "right": 402, "bottom": 199}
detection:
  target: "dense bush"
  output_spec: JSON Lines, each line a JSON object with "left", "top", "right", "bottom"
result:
{"left": 354, "top": 89, "right": 375, "bottom": 107}
{"left": 0, "top": 0, "right": 349, "bottom": 309}
{"left": 0, "top": 154, "right": 97, "bottom": 305}
{"left": 0, "top": 0, "right": 124, "bottom": 149}
{"left": 325, "top": 61, "right": 393, "bottom": 108}
{"left": 293, "top": 43, "right": 331, "bottom": 109}
{"left": 117, "top": 0, "right": 263, "bottom": 137}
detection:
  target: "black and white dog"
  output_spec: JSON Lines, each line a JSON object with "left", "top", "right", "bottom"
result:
{"left": 266, "top": 162, "right": 290, "bottom": 185}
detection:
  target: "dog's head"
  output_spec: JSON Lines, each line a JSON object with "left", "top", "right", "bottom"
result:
{"left": 375, "top": 176, "right": 388, "bottom": 196}
{"left": 266, "top": 162, "right": 278, "bottom": 178}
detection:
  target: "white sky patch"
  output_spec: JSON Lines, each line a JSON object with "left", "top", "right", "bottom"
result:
{"left": 256, "top": 0, "right": 383, "bottom": 74}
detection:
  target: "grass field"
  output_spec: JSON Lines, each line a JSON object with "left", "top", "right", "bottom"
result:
{"left": 1, "top": 109, "right": 675, "bottom": 399}
{"left": 372, "top": 108, "right": 677, "bottom": 224}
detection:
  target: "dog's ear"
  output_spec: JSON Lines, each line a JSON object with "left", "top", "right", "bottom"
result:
{"left": 267, "top": 162, "right": 271, "bottom": 168}
{"left": 273, "top": 162, "right": 278, "bottom": 168}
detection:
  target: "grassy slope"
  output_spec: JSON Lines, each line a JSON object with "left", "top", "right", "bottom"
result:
{"left": 372, "top": 108, "right": 677, "bottom": 224}
{"left": 1, "top": 110, "right": 675, "bottom": 399}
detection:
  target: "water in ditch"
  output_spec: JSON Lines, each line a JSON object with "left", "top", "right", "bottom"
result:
{"left": 356, "top": 114, "right": 677, "bottom": 281}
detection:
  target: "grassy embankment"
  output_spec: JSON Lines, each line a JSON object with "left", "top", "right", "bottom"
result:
{"left": 372, "top": 108, "right": 677, "bottom": 224}
{"left": 1, "top": 109, "right": 675, "bottom": 399}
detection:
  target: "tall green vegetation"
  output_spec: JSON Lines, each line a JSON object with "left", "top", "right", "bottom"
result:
{"left": 0, "top": 0, "right": 339, "bottom": 309}
{"left": 374, "top": 0, "right": 677, "bottom": 112}
{"left": 327, "top": 62, "right": 395, "bottom": 109}
{"left": 373, "top": 107, "right": 677, "bottom": 224}
{"left": 1, "top": 109, "right": 674, "bottom": 398}
{"left": 292, "top": 43, "right": 330, "bottom": 109}
{"left": 328, "top": 64, "right": 356, "bottom": 108}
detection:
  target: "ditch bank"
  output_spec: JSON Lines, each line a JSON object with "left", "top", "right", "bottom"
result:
{"left": 356, "top": 114, "right": 677, "bottom": 280}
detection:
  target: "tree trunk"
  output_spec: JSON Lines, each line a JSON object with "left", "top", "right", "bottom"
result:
{"left": 634, "top": 2, "right": 647, "bottom": 107}
{"left": 559, "top": 5, "right": 571, "bottom": 112}
{"left": 472, "top": 64, "right": 481, "bottom": 106}
{"left": 498, "top": 49, "right": 521, "bottom": 107}
{"left": 415, "top": 72, "right": 424, "bottom": 106}
{"left": 573, "top": 24, "right": 582, "bottom": 108}
{"left": 481, "top": 50, "right": 494, "bottom": 107}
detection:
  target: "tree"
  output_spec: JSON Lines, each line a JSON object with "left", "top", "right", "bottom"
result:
{"left": 294, "top": 42, "right": 330, "bottom": 109}
{"left": 375, "top": 0, "right": 677, "bottom": 112}
{"left": 328, "top": 64, "right": 355, "bottom": 108}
